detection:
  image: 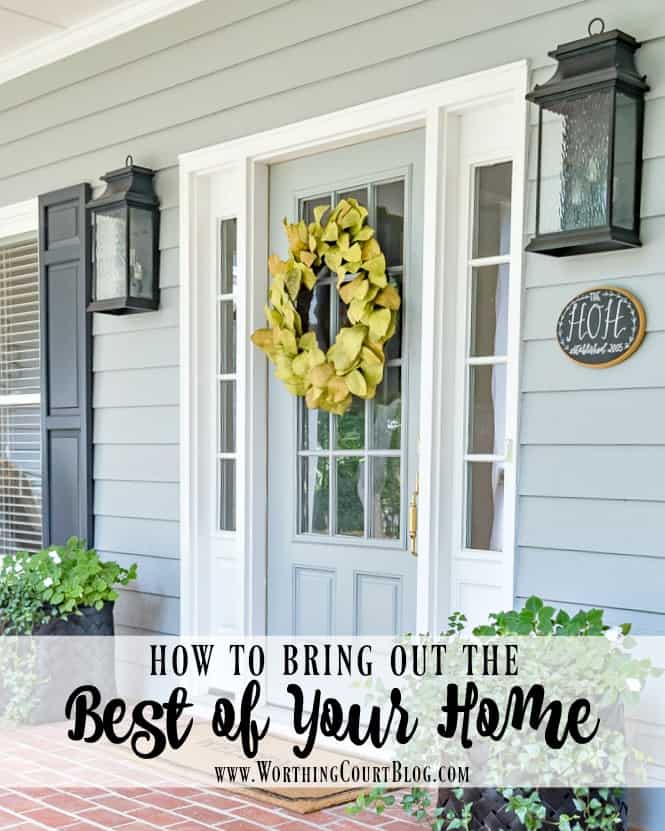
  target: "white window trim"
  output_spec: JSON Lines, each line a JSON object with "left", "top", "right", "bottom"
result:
{"left": 179, "top": 61, "right": 529, "bottom": 637}
{"left": 0, "top": 200, "right": 38, "bottom": 240}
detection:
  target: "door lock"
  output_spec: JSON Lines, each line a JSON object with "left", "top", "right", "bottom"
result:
{"left": 408, "top": 474, "right": 419, "bottom": 557}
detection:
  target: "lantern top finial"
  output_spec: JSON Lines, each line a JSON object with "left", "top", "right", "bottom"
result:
{"left": 526, "top": 24, "right": 649, "bottom": 105}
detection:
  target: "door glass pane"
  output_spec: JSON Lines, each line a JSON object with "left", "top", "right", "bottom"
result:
{"left": 219, "top": 300, "right": 236, "bottom": 373}
{"left": 335, "top": 396, "right": 365, "bottom": 450}
{"left": 470, "top": 264, "right": 509, "bottom": 357}
{"left": 299, "top": 456, "right": 329, "bottom": 534}
{"left": 467, "top": 365, "right": 506, "bottom": 455}
{"left": 336, "top": 457, "right": 365, "bottom": 536}
{"left": 219, "top": 380, "right": 236, "bottom": 453}
{"left": 383, "top": 282, "right": 402, "bottom": 361}
{"left": 376, "top": 180, "right": 405, "bottom": 268}
{"left": 219, "top": 459, "right": 236, "bottom": 532}
{"left": 466, "top": 461, "right": 503, "bottom": 551}
{"left": 370, "top": 457, "right": 401, "bottom": 540}
{"left": 298, "top": 274, "right": 331, "bottom": 351}
{"left": 301, "top": 196, "right": 331, "bottom": 225}
{"left": 300, "top": 400, "right": 329, "bottom": 451}
{"left": 473, "top": 163, "right": 512, "bottom": 258}
{"left": 338, "top": 186, "right": 368, "bottom": 207}
{"left": 220, "top": 218, "right": 237, "bottom": 294}
{"left": 371, "top": 365, "right": 401, "bottom": 449}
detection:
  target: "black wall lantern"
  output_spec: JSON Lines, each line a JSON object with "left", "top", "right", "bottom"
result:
{"left": 87, "top": 156, "right": 160, "bottom": 314}
{"left": 526, "top": 19, "right": 649, "bottom": 256}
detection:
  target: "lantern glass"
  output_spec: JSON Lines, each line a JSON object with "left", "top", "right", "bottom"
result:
{"left": 612, "top": 92, "right": 639, "bottom": 229}
{"left": 537, "top": 88, "right": 612, "bottom": 236}
{"left": 93, "top": 206, "right": 127, "bottom": 301}
{"left": 128, "top": 206, "right": 155, "bottom": 300}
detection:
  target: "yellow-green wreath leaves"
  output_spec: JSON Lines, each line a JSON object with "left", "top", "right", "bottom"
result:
{"left": 251, "top": 198, "right": 401, "bottom": 415}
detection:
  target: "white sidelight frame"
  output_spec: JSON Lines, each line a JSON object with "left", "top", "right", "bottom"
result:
{"left": 179, "top": 61, "right": 529, "bottom": 637}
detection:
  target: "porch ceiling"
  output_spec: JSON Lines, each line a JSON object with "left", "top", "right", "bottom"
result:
{"left": 0, "top": 0, "right": 205, "bottom": 85}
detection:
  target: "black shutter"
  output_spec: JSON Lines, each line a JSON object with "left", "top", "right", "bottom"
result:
{"left": 38, "top": 184, "right": 93, "bottom": 546}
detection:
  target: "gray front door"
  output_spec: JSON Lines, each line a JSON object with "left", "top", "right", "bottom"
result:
{"left": 267, "top": 130, "right": 425, "bottom": 636}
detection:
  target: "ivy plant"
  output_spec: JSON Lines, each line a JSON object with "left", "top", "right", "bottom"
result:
{"left": 348, "top": 597, "right": 655, "bottom": 831}
{"left": 0, "top": 537, "right": 137, "bottom": 635}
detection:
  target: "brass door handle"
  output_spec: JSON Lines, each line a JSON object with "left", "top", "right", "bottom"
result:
{"left": 408, "top": 474, "right": 419, "bottom": 557}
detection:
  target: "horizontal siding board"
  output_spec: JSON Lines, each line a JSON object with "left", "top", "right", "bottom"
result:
{"left": 522, "top": 274, "right": 665, "bottom": 341}
{"left": 93, "top": 367, "right": 179, "bottom": 407}
{"left": 520, "top": 445, "right": 665, "bottom": 501}
{"left": 517, "top": 548, "right": 665, "bottom": 614}
{"left": 100, "top": 550, "right": 180, "bottom": 598}
{"left": 518, "top": 496, "right": 665, "bottom": 558}
{"left": 95, "top": 516, "right": 179, "bottom": 557}
{"left": 94, "top": 327, "right": 179, "bottom": 371}
{"left": 94, "top": 406, "right": 179, "bottom": 444}
{"left": 521, "top": 332, "right": 665, "bottom": 392}
{"left": 115, "top": 588, "right": 180, "bottom": 634}
{"left": 94, "top": 444, "right": 179, "bottom": 482}
{"left": 514, "top": 596, "right": 665, "bottom": 635}
{"left": 6, "top": 2, "right": 646, "bottom": 204}
{"left": 160, "top": 248, "right": 180, "bottom": 288}
{"left": 95, "top": 481, "right": 179, "bottom": 521}
{"left": 159, "top": 206, "right": 178, "bottom": 251}
{"left": 520, "top": 389, "right": 665, "bottom": 445}
{"left": 154, "top": 166, "right": 179, "bottom": 209}
{"left": 93, "top": 286, "right": 178, "bottom": 335}
{"left": 0, "top": 0, "right": 426, "bottom": 144}
{"left": 525, "top": 216, "right": 665, "bottom": 289}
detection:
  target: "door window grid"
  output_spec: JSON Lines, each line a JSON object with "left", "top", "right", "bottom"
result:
{"left": 296, "top": 179, "right": 406, "bottom": 544}
{"left": 217, "top": 218, "right": 238, "bottom": 532}
{"left": 463, "top": 163, "right": 513, "bottom": 553}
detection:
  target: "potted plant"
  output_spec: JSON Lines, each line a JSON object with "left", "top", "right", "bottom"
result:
{"left": 0, "top": 538, "right": 136, "bottom": 724}
{"left": 349, "top": 597, "right": 656, "bottom": 831}
{"left": 0, "top": 536, "right": 136, "bottom": 636}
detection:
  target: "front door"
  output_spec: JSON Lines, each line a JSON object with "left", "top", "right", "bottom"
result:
{"left": 267, "top": 130, "right": 424, "bottom": 636}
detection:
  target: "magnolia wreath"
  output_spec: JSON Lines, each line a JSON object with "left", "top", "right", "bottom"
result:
{"left": 251, "top": 198, "right": 400, "bottom": 415}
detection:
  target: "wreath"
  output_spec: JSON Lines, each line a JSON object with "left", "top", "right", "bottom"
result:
{"left": 251, "top": 198, "right": 400, "bottom": 415}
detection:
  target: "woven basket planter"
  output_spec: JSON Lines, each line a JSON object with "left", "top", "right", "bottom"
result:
{"left": 28, "top": 601, "right": 117, "bottom": 723}
{"left": 437, "top": 788, "right": 627, "bottom": 831}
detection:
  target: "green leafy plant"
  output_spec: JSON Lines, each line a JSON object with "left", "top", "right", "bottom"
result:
{"left": 348, "top": 597, "right": 656, "bottom": 831}
{"left": 0, "top": 537, "right": 137, "bottom": 635}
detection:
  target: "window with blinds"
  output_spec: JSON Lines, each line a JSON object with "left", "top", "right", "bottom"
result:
{"left": 0, "top": 234, "right": 42, "bottom": 553}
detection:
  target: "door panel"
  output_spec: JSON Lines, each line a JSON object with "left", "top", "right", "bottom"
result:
{"left": 267, "top": 130, "right": 425, "bottom": 636}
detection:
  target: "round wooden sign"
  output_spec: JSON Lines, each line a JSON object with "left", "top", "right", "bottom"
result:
{"left": 556, "top": 286, "right": 646, "bottom": 368}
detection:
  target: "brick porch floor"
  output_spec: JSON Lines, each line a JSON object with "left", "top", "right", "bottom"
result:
{"left": 0, "top": 787, "right": 420, "bottom": 831}
{"left": 0, "top": 727, "right": 421, "bottom": 831}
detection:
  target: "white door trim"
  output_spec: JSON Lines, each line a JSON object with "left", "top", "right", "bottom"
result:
{"left": 179, "top": 60, "right": 529, "bottom": 637}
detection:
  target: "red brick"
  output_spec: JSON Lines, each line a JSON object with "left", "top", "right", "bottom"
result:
{"left": 220, "top": 822, "right": 270, "bottom": 831}
{"left": 93, "top": 796, "right": 142, "bottom": 813}
{"left": 0, "top": 796, "right": 41, "bottom": 813}
{"left": 0, "top": 810, "right": 21, "bottom": 829}
{"left": 76, "top": 807, "right": 134, "bottom": 827}
{"left": 168, "top": 822, "right": 213, "bottom": 831}
{"left": 188, "top": 794, "right": 243, "bottom": 811}
{"left": 176, "top": 805, "right": 233, "bottom": 825}
{"left": 127, "top": 807, "right": 181, "bottom": 827}
{"left": 231, "top": 806, "right": 287, "bottom": 827}
{"left": 21, "top": 808, "right": 76, "bottom": 828}
{"left": 42, "top": 795, "right": 93, "bottom": 813}
{"left": 134, "top": 793, "right": 188, "bottom": 811}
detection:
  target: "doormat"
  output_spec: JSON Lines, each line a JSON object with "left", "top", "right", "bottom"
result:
{"left": 156, "top": 722, "right": 367, "bottom": 813}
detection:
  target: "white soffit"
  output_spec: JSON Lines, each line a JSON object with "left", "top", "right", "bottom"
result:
{"left": 0, "top": 0, "right": 205, "bottom": 86}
